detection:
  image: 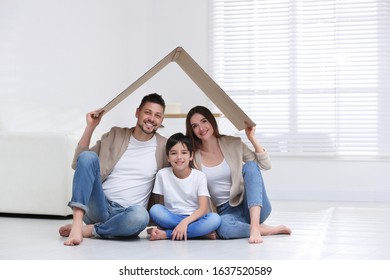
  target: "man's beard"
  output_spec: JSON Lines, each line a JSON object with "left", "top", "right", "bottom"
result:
{"left": 137, "top": 120, "right": 157, "bottom": 134}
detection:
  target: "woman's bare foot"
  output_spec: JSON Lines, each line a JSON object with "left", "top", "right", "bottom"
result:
{"left": 202, "top": 231, "right": 218, "bottom": 240}
{"left": 249, "top": 224, "right": 263, "bottom": 244}
{"left": 149, "top": 228, "right": 167, "bottom": 241}
{"left": 259, "top": 223, "right": 292, "bottom": 236}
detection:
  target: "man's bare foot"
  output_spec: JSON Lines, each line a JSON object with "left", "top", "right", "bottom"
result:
{"left": 59, "top": 224, "right": 72, "bottom": 237}
{"left": 249, "top": 225, "right": 263, "bottom": 244}
{"left": 62, "top": 224, "right": 94, "bottom": 246}
{"left": 202, "top": 231, "right": 218, "bottom": 240}
{"left": 64, "top": 226, "right": 83, "bottom": 246}
{"left": 259, "top": 223, "right": 292, "bottom": 236}
{"left": 149, "top": 228, "right": 167, "bottom": 241}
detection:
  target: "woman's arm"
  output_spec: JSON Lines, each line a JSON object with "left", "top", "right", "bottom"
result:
{"left": 171, "top": 196, "right": 209, "bottom": 240}
{"left": 243, "top": 122, "right": 272, "bottom": 170}
{"left": 244, "top": 121, "right": 265, "bottom": 153}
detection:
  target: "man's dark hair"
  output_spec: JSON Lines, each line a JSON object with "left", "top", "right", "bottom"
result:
{"left": 138, "top": 93, "right": 166, "bottom": 111}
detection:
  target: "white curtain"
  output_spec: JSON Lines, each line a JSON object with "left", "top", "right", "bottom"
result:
{"left": 209, "top": 0, "right": 390, "bottom": 159}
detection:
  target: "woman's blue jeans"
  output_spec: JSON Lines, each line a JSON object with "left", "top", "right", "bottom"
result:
{"left": 216, "top": 161, "right": 272, "bottom": 239}
{"left": 149, "top": 204, "right": 221, "bottom": 239}
{"left": 68, "top": 151, "right": 149, "bottom": 239}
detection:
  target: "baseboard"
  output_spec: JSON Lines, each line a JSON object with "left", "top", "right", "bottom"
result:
{"left": 268, "top": 188, "right": 390, "bottom": 203}
{"left": 0, "top": 212, "right": 73, "bottom": 220}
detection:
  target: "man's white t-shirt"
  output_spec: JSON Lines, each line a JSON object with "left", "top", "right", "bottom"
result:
{"left": 102, "top": 135, "right": 158, "bottom": 208}
{"left": 152, "top": 167, "right": 210, "bottom": 215}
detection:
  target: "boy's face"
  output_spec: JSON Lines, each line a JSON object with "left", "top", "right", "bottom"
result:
{"left": 167, "top": 142, "right": 193, "bottom": 172}
{"left": 135, "top": 101, "right": 164, "bottom": 135}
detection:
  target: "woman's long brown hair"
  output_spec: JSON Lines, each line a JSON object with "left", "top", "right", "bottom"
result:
{"left": 185, "top": 106, "right": 221, "bottom": 151}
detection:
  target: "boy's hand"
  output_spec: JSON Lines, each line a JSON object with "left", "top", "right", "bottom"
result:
{"left": 171, "top": 221, "right": 188, "bottom": 240}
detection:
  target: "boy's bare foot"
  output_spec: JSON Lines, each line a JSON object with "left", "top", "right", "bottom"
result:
{"left": 146, "top": 226, "right": 162, "bottom": 235}
{"left": 147, "top": 227, "right": 154, "bottom": 235}
{"left": 249, "top": 225, "right": 263, "bottom": 244}
{"left": 259, "top": 223, "right": 292, "bottom": 236}
{"left": 202, "top": 231, "right": 218, "bottom": 240}
{"left": 149, "top": 228, "right": 167, "bottom": 241}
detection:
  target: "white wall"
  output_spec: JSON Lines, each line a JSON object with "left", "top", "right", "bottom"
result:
{"left": 0, "top": 0, "right": 208, "bottom": 136}
{"left": 144, "top": 0, "right": 210, "bottom": 115}
{"left": 1, "top": 1, "right": 139, "bottom": 135}
{"left": 0, "top": 0, "right": 389, "bottom": 202}
{"left": 263, "top": 157, "right": 390, "bottom": 203}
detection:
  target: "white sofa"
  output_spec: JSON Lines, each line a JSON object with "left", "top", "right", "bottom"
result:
{"left": 0, "top": 131, "right": 77, "bottom": 216}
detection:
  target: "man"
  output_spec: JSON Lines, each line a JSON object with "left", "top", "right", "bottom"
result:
{"left": 59, "top": 93, "right": 168, "bottom": 246}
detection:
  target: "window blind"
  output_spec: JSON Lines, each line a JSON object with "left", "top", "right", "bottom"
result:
{"left": 209, "top": 0, "right": 390, "bottom": 158}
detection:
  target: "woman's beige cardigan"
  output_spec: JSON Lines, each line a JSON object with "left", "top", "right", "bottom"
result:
{"left": 194, "top": 135, "right": 271, "bottom": 208}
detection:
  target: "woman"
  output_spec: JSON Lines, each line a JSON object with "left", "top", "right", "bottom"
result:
{"left": 185, "top": 106, "right": 291, "bottom": 243}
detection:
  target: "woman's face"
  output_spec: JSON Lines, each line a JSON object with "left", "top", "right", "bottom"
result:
{"left": 189, "top": 113, "right": 214, "bottom": 141}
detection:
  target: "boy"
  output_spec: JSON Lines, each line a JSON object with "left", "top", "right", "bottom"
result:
{"left": 149, "top": 133, "right": 221, "bottom": 241}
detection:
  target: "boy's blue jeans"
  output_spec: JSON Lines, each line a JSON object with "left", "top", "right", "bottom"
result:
{"left": 68, "top": 151, "right": 149, "bottom": 238}
{"left": 149, "top": 204, "right": 221, "bottom": 239}
{"left": 216, "top": 161, "right": 272, "bottom": 239}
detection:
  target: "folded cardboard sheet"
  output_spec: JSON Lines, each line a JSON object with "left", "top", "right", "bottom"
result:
{"left": 100, "top": 47, "right": 255, "bottom": 131}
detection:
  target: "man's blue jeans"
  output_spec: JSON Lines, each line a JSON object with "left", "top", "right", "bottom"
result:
{"left": 68, "top": 151, "right": 149, "bottom": 238}
{"left": 149, "top": 204, "right": 221, "bottom": 239}
{"left": 216, "top": 161, "right": 272, "bottom": 239}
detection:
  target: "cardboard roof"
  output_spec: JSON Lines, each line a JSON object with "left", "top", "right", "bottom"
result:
{"left": 99, "top": 46, "right": 255, "bottom": 131}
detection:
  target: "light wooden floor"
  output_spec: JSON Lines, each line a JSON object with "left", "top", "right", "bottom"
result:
{"left": 1, "top": 200, "right": 390, "bottom": 260}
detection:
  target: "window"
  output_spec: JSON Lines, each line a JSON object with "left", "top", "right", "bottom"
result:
{"left": 209, "top": 0, "right": 390, "bottom": 159}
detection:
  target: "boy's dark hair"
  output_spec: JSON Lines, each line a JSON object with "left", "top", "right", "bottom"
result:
{"left": 138, "top": 93, "right": 166, "bottom": 111}
{"left": 166, "top": 132, "right": 194, "bottom": 168}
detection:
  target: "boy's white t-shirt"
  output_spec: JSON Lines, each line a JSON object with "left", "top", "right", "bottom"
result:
{"left": 102, "top": 135, "right": 158, "bottom": 208}
{"left": 153, "top": 167, "right": 210, "bottom": 215}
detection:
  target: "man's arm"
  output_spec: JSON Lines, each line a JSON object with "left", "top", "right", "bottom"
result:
{"left": 78, "top": 109, "right": 104, "bottom": 149}
{"left": 71, "top": 109, "right": 104, "bottom": 169}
